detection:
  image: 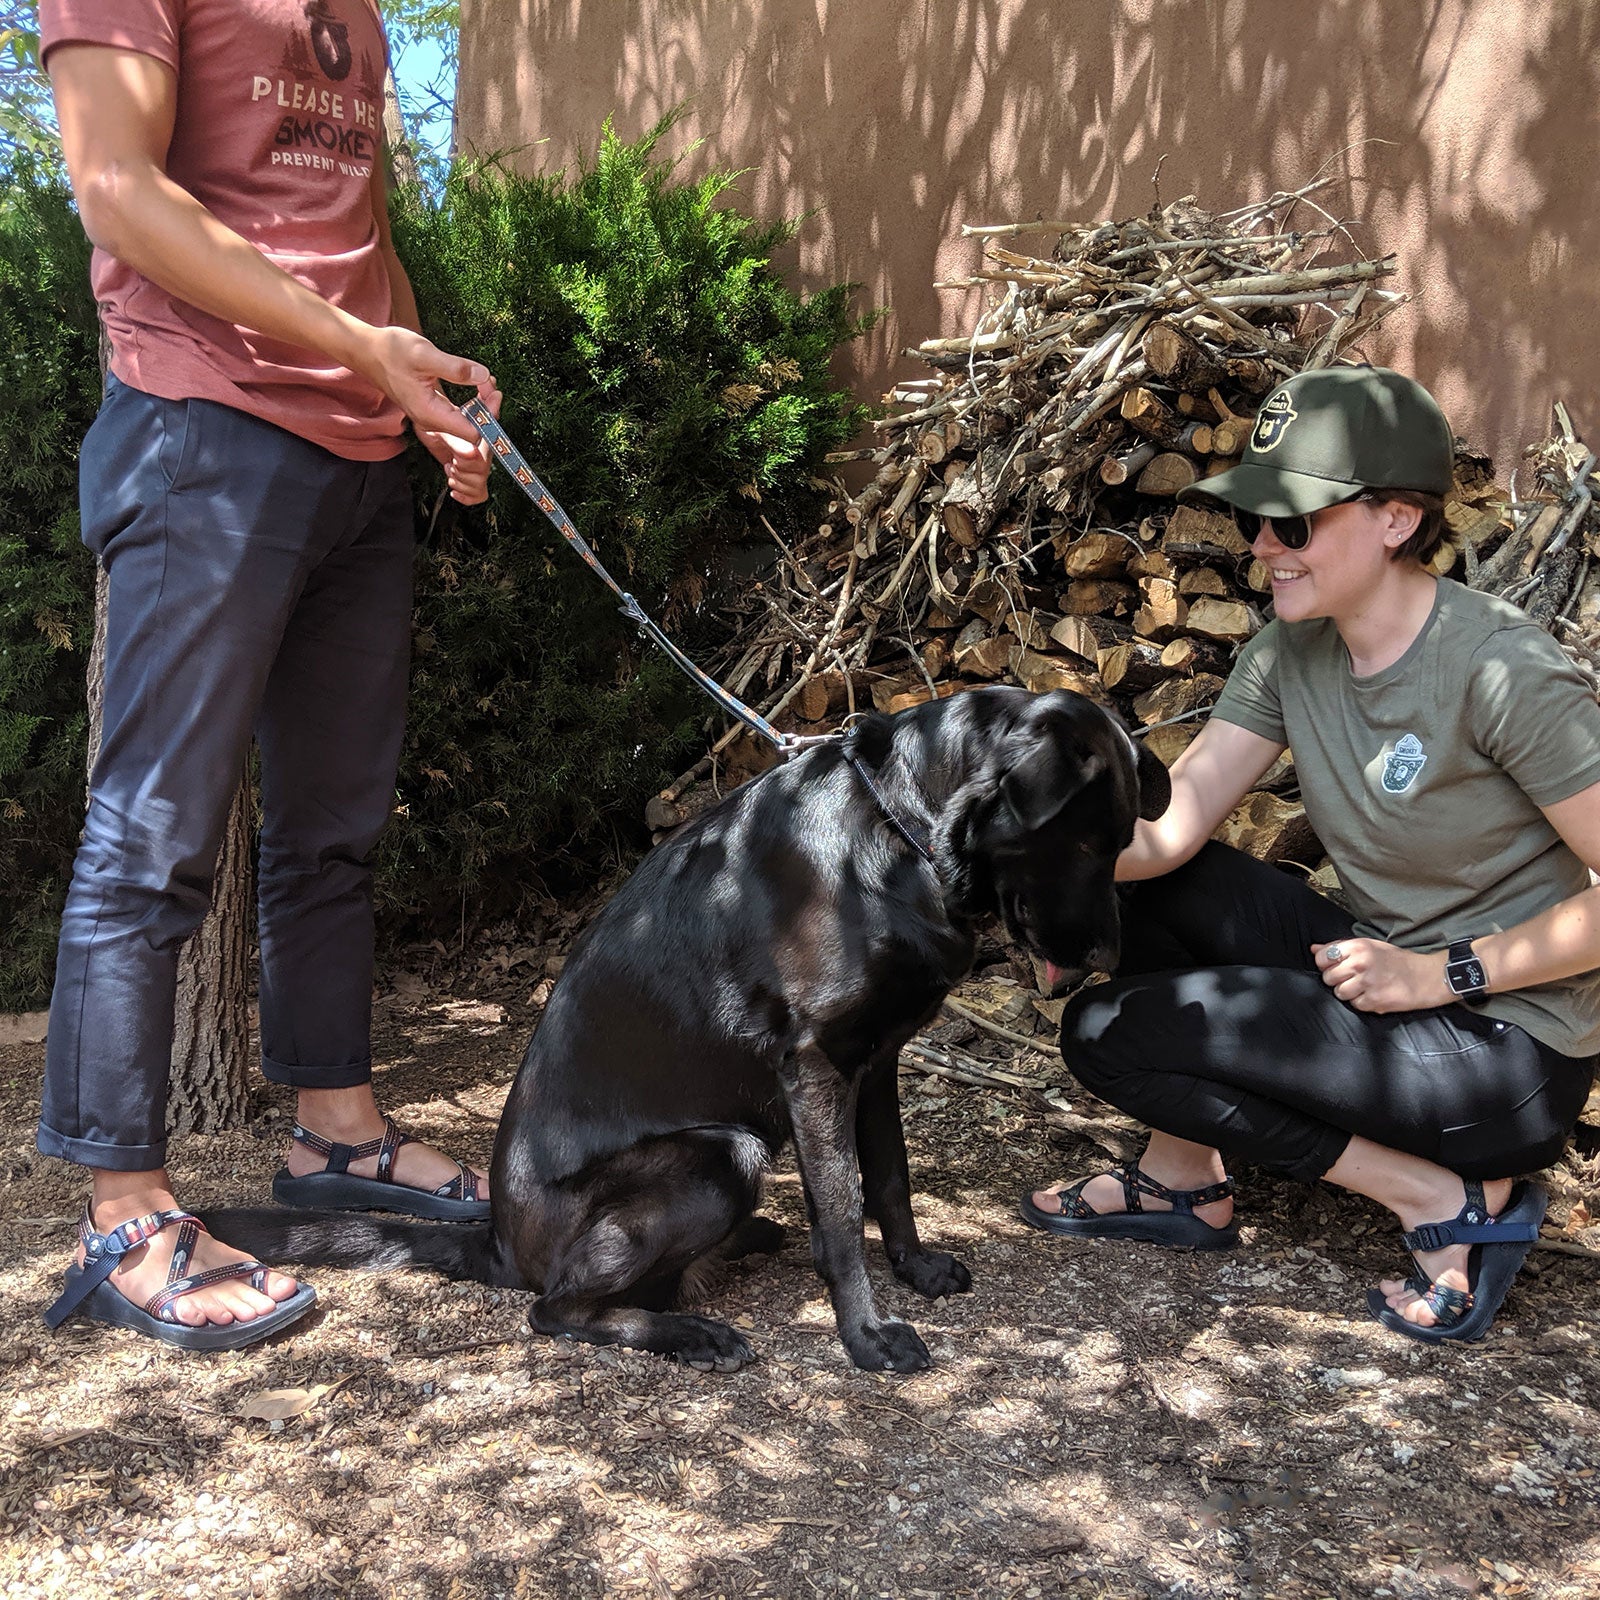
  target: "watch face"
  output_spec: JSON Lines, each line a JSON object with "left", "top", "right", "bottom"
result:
{"left": 1448, "top": 957, "right": 1487, "bottom": 993}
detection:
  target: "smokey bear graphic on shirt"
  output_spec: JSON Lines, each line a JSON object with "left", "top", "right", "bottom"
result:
{"left": 39, "top": 0, "right": 404, "bottom": 459}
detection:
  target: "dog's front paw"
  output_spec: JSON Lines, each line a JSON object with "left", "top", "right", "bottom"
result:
{"left": 892, "top": 1249, "right": 972, "bottom": 1299}
{"left": 844, "top": 1318, "right": 932, "bottom": 1373}
{"left": 667, "top": 1315, "right": 757, "bottom": 1373}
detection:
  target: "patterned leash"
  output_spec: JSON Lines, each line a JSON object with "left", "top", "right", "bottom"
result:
{"left": 459, "top": 395, "right": 826, "bottom": 755}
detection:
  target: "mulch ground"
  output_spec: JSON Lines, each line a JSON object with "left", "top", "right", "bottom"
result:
{"left": 2, "top": 959, "right": 1598, "bottom": 1600}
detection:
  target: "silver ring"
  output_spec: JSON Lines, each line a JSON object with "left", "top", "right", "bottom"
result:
{"left": 1325, "top": 944, "right": 1345, "bottom": 964}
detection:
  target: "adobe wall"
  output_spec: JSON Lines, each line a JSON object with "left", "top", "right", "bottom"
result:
{"left": 455, "top": 1, "right": 1600, "bottom": 478}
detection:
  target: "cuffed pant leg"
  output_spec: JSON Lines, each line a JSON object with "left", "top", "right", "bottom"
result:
{"left": 39, "top": 382, "right": 378, "bottom": 1170}
{"left": 255, "top": 459, "right": 414, "bottom": 1089}
{"left": 1062, "top": 964, "right": 1589, "bottom": 1181}
{"left": 1062, "top": 969, "right": 1354, "bottom": 1181}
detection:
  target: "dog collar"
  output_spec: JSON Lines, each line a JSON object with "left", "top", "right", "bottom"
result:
{"left": 842, "top": 748, "right": 936, "bottom": 865}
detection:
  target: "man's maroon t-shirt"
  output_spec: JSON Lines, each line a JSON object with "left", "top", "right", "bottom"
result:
{"left": 41, "top": 0, "right": 406, "bottom": 460}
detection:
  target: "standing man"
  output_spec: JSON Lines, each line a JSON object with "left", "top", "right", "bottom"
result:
{"left": 38, "top": 0, "right": 501, "bottom": 1349}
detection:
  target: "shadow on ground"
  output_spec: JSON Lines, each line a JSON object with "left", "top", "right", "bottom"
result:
{"left": 2, "top": 982, "right": 1597, "bottom": 1600}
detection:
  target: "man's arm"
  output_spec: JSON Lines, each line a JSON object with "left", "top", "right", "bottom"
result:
{"left": 48, "top": 42, "right": 490, "bottom": 446}
{"left": 1117, "top": 717, "right": 1286, "bottom": 881}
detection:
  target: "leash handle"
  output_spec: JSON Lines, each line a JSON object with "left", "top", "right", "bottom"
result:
{"left": 458, "top": 397, "right": 795, "bottom": 752}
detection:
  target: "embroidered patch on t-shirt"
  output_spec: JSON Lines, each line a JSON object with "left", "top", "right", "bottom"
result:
{"left": 1380, "top": 732, "right": 1428, "bottom": 794}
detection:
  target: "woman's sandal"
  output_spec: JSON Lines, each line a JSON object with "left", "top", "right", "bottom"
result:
{"left": 1366, "top": 1179, "right": 1547, "bottom": 1345}
{"left": 1019, "top": 1163, "right": 1239, "bottom": 1251}
{"left": 271, "top": 1118, "right": 491, "bottom": 1221}
{"left": 43, "top": 1206, "right": 317, "bottom": 1351}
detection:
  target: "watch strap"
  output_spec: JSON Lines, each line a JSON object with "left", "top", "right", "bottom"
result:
{"left": 1445, "top": 938, "right": 1489, "bottom": 1005}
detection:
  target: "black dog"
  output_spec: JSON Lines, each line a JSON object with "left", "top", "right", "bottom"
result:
{"left": 213, "top": 687, "right": 1169, "bottom": 1373}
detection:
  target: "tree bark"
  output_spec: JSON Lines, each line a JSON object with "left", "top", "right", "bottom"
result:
{"left": 87, "top": 570, "right": 253, "bottom": 1136}
{"left": 382, "top": 65, "right": 422, "bottom": 190}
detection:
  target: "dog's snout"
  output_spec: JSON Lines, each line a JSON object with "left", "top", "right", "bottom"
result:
{"left": 1040, "top": 941, "right": 1118, "bottom": 998}
{"left": 1087, "top": 941, "right": 1119, "bottom": 974}
{"left": 1041, "top": 960, "right": 1085, "bottom": 997}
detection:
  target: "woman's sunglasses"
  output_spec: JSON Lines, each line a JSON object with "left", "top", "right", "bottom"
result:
{"left": 1241, "top": 491, "right": 1378, "bottom": 551}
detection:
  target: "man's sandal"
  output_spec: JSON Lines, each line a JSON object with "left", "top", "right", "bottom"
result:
{"left": 272, "top": 1118, "right": 490, "bottom": 1221}
{"left": 44, "top": 1207, "right": 317, "bottom": 1351}
{"left": 1019, "top": 1164, "right": 1239, "bottom": 1250}
{"left": 1366, "top": 1179, "right": 1547, "bottom": 1345}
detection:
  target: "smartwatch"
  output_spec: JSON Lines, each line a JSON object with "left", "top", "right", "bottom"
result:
{"left": 1444, "top": 938, "right": 1489, "bottom": 1006}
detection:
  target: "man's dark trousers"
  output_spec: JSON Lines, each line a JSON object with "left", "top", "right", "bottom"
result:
{"left": 39, "top": 377, "right": 414, "bottom": 1172}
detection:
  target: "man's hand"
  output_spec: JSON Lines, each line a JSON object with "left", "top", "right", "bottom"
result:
{"left": 415, "top": 376, "right": 502, "bottom": 506}
{"left": 357, "top": 324, "right": 496, "bottom": 447}
{"left": 1312, "top": 938, "right": 1449, "bottom": 1013}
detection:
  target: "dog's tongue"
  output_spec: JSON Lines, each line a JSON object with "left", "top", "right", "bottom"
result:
{"left": 1044, "top": 961, "right": 1067, "bottom": 992}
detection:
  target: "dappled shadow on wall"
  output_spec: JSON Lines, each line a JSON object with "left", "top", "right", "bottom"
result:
{"left": 458, "top": 0, "right": 1600, "bottom": 471}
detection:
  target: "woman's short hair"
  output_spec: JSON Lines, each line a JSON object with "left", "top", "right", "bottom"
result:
{"left": 1379, "top": 489, "right": 1448, "bottom": 565}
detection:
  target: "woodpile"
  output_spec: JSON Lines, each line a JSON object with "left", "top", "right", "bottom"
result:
{"left": 651, "top": 183, "right": 1600, "bottom": 882}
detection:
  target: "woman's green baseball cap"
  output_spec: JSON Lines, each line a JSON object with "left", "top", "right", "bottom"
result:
{"left": 1178, "top": 364, "right": 1454, "bottom": 518}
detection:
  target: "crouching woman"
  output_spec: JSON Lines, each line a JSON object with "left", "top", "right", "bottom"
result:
{"left": 1025, "top": 366, "right": 1600, "bottom": 1344}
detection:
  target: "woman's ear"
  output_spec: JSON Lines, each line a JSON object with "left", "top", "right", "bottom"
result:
{"left": 1379, "top": 497, "right": 1423, "bottom": 551}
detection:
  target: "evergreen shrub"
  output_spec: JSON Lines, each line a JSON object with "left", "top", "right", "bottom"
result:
{"left": 0, "top": 122, "right": 870, "bottom": 1003}
{"left": 384, "top": 117, "right": 871, "bottom": 926}
{"left": 0, "top": 162, "right": 99, "bottom": 1010}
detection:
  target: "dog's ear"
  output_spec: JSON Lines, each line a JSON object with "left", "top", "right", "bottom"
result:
{"left": 934, "top": 780, "right": 1000, "bottom": 918}
{"left": 999, "top": 741, "right": 1103, "bottom": 833}
{"left": 1132, "top": 731, "right": 1172, "bottom": 820}
{"left": 997, "top": 702, "right": 1108, "bottom": 832}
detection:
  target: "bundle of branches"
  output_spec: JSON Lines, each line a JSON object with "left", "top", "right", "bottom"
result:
{"left": 649, "top": 181, "right": 1415, "bottom": 830}
{"left": 1468, "top": 402, "right": 1600, "bottom": 659}
{"left": 653, "top": 185, "right": 1600, "bottom": 882}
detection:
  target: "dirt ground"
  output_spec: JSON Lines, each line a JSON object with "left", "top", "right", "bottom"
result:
{"left": 3, "top": 959, "right": 1599, "bottom": 1600}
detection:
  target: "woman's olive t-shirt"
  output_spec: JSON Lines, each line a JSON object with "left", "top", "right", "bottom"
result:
{"left": 1214, "top": 578, "right": 1600, "bottom": 1057}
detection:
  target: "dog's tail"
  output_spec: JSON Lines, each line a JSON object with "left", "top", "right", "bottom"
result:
{"left": 197, "top": 1207, "right": 520, "bottom": 1288}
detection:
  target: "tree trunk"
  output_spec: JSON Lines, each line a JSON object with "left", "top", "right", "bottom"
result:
{"left": 87, "top": 571, "right": 253, "bottom": 1137}
{"left": 382, "top": 65, "right": 422, "bottom": 189}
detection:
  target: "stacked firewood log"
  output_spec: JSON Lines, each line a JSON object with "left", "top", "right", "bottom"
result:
{"left": 650, "top": 184, "right": 1600, "bottom": 883}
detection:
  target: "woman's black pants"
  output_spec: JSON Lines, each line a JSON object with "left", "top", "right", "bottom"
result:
{"left": 1060, "top": 843, "right": 1596, "bottom": 1183}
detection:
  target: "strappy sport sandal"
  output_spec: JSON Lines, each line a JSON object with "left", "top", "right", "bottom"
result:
{"left": 272, "top": 1118, "right": 491, "bottom": 1220}
{"left": 44, "top": 1206, "right": 316, "bottom": 1351}
{"left": 1019, "top": 1163, "right": 1239, "bottom": 1250}
{"left": 1366, "top": 1179, "right": 1547, "bottom": 1345}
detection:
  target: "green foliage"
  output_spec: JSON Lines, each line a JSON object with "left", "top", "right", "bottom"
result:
{"left": 0, "top": 120, "right": 868, "bottom": 1002}
{"left": 0, "top": 7, "right": 60, "bottom": 171}
{"left": 0, "top": 159, "right": 98, "bottom": 1007}
{"left": 384, "top": 117, "right": 870, "bottom": 924}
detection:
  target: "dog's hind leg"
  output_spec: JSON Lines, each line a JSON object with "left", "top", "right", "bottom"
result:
{"left": 718, "top": 1215, "right": 787, "bottom": 1260}
{"left": 782, "top": 1044, "right": 932, "bottom": 1373}
{"left": 525, "top": 1132, "right": 764, "bottom": 1373}
{"left": 857, "top": 1053, "right": 972, "bottom": 1300}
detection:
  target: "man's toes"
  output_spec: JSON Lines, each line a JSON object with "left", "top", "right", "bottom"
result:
{"left": 210, "top": 1284, "right": 264, "bottom": 1322}
{"left": 175, "top": 1293, "right": 236, "bottom": 1328}
{"left": 262, "top": 1268, "right": 300, "bottom": 1302}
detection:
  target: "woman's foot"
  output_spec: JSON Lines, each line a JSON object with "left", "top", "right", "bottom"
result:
{"left": 1029, "top": 1132, "right": 1235, "bottom": 1230}
{"left": 1021, "top": 1141, "right": 1239, "bottom": 1250}
{"left": 78, "top": 1184, "right": 301, "bottom": 1332}
{"left": 1377, "top": 1174, "right": 1514, "bottom": 1329}
{"left": 1029, "top": 1167, "right": 1235, "bottom": 1231}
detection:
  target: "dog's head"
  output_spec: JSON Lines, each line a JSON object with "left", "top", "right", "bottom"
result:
{"left": 934, "top": 690, "right": 1170, "bottom": 994}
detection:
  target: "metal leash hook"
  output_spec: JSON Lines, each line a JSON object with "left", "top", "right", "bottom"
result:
{"left": 457, "top": 396, "right": 832, "bottom": 758}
